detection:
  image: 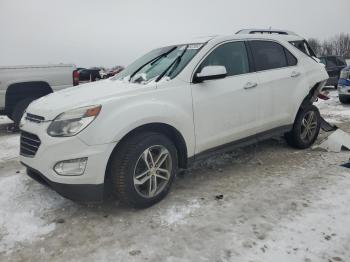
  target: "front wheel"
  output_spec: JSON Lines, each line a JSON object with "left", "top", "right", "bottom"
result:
{"left": 285, "top": 104, "right": 321, "bottom": 149}
{"left": 108, "top": 132, "right": 178, "bottom": 208}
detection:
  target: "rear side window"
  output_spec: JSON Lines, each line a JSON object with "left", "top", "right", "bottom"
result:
{"left": 285, "top": 48, "right": 297, "bottom": 66}
{"left": 289, "top": 40, "right": 316, "bottom": 57}
{"left": 250, "top": 41, "right": 288, "bottom": 71}
{"left": 198, "top": 41, "right": 250, "bottom": 77}
{"left": 290, "top": 41, "right": 309, "bottom": 55}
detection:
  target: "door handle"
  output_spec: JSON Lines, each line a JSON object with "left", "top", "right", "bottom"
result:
{"left": 244, "top": 82, "right": 258, "bottom": 89}
{"left": 291, "top": 71, "right": 301, "bottom": 78}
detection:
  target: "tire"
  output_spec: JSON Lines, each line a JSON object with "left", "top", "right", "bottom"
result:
{"left": 108, "top": 132, "right": 178, "bottom": 208}
{"left": 339, "top": 95, "right": 349, "bottom": 104}
{"left": 285, "top": 104, "right": 321, "bottom": 149}
{"left": 11, "top": 98, "right": 36, "bottom": 127}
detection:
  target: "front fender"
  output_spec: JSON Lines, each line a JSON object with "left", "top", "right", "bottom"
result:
{"left": 78, "top": 88, "right": 195, "bottom": 157}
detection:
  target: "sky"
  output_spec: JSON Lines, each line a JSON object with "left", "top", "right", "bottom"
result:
{"left": 0, "top": 0, "right": 349, "bottom": 68}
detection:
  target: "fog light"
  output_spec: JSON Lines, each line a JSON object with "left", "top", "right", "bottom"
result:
{"left": 54, "top": 158, "right": 87, "bottom": 176}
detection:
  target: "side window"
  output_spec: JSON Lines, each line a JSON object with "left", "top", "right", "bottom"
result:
{"left": 198, "top": 41, "right": 250, "bottom": 77}
{"left": 284, "top": 48, "right": 297, "bottom": 66}
{"left": 250, "top": 41, "right": 288, "bottom": 71}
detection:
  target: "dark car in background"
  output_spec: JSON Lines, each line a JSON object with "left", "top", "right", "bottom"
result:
{"left": 106, "top": 66, "right": 124, "bottom": 78}
{"left": 78, "top": 67, "right": 102, "bottom": 82}
{"left": 319, "top": 56, "right": 347, "bottom": 88}
{"left": 338, "top": 65, "right": 350, "bottom": 104}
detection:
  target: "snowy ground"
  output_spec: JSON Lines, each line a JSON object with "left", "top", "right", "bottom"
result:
{"left": 0, "top": 90, "right": 350, "bottom": 262}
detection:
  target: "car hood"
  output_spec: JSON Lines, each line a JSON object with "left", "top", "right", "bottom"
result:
{"left": 27, "top": 79, "right": 155, "bottom": 120}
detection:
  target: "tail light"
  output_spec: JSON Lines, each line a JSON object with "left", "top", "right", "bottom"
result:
{"left": 73, "top": 70, "right": 79, "bottom": 86}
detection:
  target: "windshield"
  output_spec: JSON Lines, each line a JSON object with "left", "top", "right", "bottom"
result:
{"left": 112, "top": 43, "right": 203, "bottom": 84}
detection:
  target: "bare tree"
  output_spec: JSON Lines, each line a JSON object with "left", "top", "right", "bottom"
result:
{"left": 308, "top": 38, "right": 322, "bottom": 56}
{"left": 321, "top": 40, "right": 335, "bottom": 56}
{"left": 309, "top": 33, "right": 350, "bottom": 58}
{"left": 334, "top": 33, "right": 350, "bottom": 58}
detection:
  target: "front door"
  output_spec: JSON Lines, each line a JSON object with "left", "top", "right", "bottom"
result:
{"left": 191, "top": 41, "right": 260, "bottom": 154}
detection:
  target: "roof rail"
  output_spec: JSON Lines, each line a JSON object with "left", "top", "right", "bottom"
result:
{"left": 236, "top": 29, "right": 298, "bottom": 36}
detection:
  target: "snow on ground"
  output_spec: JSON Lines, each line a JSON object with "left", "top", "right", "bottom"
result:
{"left": 0, "top": 135, "right": 19, "bottom": 163}
{"left": 0, "top": 173, "right": 65, "bottom": 254}
{"left": 316, "top": 89, "right": 350, "bottom": 124}
{"left": 159, "top": 200, "right": 201, "bottom": 226}
{"left": 0, "top": 90, "right": 349, "bottom": 261}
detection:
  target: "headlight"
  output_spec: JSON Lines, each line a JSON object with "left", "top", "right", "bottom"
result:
{"left": 47, "top": 105, "right": 101, "bottom": 137}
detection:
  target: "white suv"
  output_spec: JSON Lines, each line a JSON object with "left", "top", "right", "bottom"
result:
{"left": 20, "top": 34, "right": 328, "bottom": 207}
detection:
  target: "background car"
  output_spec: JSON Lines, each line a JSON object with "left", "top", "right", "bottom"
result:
{"left": 106, "top": 66, "right": 124, "bottom": 78}
{"left": 338, "top": 65, "right": 350, "bottom": 103}
{"left": 319, "top": 56, "right": 347, "bottom": 88}
{"left": 0, "top": 64, "right": 78, "bottom": 127}
{"left": 78, "top": 67, "right": 102, "bottom": 82}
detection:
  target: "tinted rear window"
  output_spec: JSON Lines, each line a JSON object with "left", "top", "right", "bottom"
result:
{"left": 250, "top": 41, "right": 288, "bottom": 71}
{"left": 289, "top": 40, "right": 316, "bottom": 57}
{"left": 285, "top": 48, "right": 297, "bottom": 66}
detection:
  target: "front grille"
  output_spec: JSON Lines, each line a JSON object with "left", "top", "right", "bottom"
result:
{"left": 20, "top": 131, "right": 41, "bottom": 157}
{"left": 25, "top": 113, "right": 45, "bottom": 123}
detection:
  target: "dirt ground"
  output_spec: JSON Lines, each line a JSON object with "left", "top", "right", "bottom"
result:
{"left": 0, "top": 90, "right": 350, "bottom": 262}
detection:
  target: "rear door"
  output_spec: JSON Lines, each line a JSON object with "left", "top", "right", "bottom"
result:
{"left": 248, "top": 40, "right": 303, "bottom": 132}
{"left": 191, "top": 41, "right": 260, "bottom": 154}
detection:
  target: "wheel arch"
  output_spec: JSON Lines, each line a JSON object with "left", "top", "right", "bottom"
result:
{"left": 105, "top": 122, "right": 189, "bottom": 181}
{"left": 5, "top": 81, "right": 53, "bottom": 114}
{"left": 291, "top": 81, "right": 324, "bottom": 123}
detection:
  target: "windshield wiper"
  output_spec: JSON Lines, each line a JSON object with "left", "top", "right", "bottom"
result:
{"left": 129, "top": 46, "right": 177, "bottom": 82}
{"left": 155, "top": 45, "right": 189, "bottom": 82}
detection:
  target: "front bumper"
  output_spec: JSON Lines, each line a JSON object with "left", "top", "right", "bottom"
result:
{"left": 24, "top": 164, "right": 104, "bottom": 202}
{"left": 338, "top": 83, "right": 350, "bottom": 96}
{"left": 20, "top": 120, "right": 117, "bottom": 201}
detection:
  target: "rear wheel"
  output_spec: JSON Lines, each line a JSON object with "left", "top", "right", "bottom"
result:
{"left": 285, "top": 104, "right": 321, "bottom": 149}
{"left": 11, "top": 98, "right": 36, "bottom": 127}
{"left": 108, "top": 132, "right": 178, "bottom": 208}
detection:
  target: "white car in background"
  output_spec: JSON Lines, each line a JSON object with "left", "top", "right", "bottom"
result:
{"left": 0, "top": 64, "right": 79, "bottom": 126}
{"left": 20, "top": 33, "right": 328, "bottom": 208}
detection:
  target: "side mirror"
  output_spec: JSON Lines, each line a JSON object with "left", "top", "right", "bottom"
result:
{"left": 194, "top": 65, "right": 227, "bottom": 83}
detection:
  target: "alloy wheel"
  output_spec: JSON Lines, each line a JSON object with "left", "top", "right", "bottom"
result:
{"left": 300, "top": 111, "right": 318, "bottom": 143}
{"left": 133, "top": 145, "right": 172, "bottom": 198}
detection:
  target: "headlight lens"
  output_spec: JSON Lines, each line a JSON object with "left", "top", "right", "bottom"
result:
{"left": 47, "top": 105, "right": 101, "bottom": 137}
